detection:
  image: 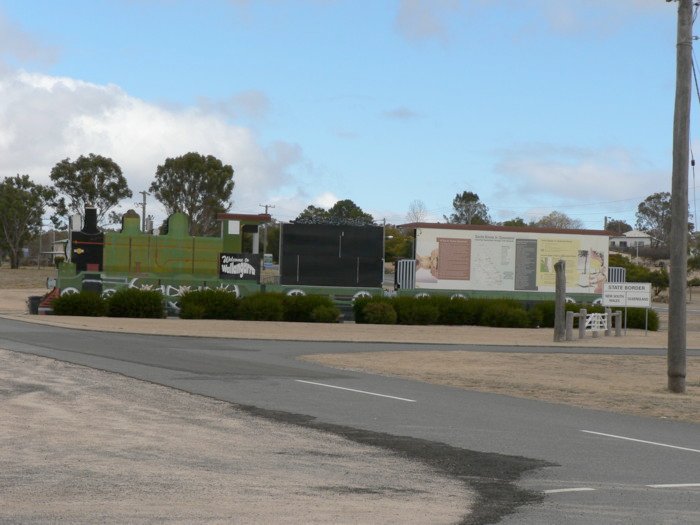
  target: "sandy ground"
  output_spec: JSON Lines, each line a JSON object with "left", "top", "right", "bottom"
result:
{"left": 0, "top": 349, "right": 470, "bottom": 524}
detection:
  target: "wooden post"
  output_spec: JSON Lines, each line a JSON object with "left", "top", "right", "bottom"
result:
{"left": 553, "top": 260, "right": 566, "bottom": 342}
{"left": 578, "top": 308, "right": 587, "bottom": 340}
{"left": 668, "top": 0, "right": 692, "bottom": 393}
{"left": 566, "top": 310, "right": 574, "bottom": 340}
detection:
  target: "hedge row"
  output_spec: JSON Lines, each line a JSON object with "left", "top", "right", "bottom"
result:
{"left": 353, "top": 296, "right": 658, "bottom": 330}
{"left": 52, "top": 288, "right": 342, "bottom": 323}
{"left": 179, "top": 290, "right": 341, "bottom": 323}
{"left": 52, "top": 288, "right": 165, "bottom": 318}
{"left": 51, "top": 288, "right": 658, "bottom": 330}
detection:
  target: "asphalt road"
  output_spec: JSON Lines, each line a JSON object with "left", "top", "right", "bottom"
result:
{"left": 1, "top": 317, "right": 699, "bottom": 524}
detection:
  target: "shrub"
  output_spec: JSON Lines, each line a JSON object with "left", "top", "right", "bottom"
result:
{"left": 179, "top": 289, "right": 238, "bottom": 320}
{"left": 439, "top": 297, "right": 495, "bottom": 326}
{"left": 283, "top": 294, "right": 337, "bottom": 322}
{"left": 179, "top": 302, "right": 207, "bottom": 320}
{"left": 361, "top": 301, "right": 397, "bottom": 324}
{"left": 353, "top": 296, "right": 393, "bottom": 323}
{"left": 611, "top": 307, "right": 659, "bottom": 331}
{"left": 310, "top": 304, "right": 341, "bottom": 323}
{"left": 107, "top": 288, "right": 165, "bottom": 318}
{"left": 480, "top": 303, "right": 531, "bottom": 328}
{"left": 393, "top": 296, "right": 440, "bottom": 325}
{"left": 236, "top": 293, "right": 285, "bottom": 321}
{"left": 52, "top": 291, "right": 106, "bottom": 317}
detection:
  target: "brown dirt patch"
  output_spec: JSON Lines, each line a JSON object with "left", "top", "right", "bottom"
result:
{"left": 302, "top": 351, "right": 700, "bottom": 424}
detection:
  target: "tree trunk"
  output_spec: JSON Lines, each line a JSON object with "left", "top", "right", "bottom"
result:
{"left": 9, "top": 249, "right": 20, "bottom": 269}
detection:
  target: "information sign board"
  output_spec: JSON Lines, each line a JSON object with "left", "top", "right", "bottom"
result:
{"left": 602, "top": 283, "right": 651, "bottom": 308}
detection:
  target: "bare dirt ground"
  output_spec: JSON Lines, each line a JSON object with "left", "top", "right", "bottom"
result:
{"left": 0, "top": 349, "right": 469, "bottom": 524}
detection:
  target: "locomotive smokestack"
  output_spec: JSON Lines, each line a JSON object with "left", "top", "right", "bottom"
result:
{"left": 83, "top": 207, "right": 99, "bottom": 234}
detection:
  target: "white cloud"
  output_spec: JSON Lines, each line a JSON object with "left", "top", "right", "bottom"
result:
{"left": 197, "top": 89, "right": 271, "bottom": 121}
{"left": 0, "top": 12, "right": 58, "bottom": 65}
{"left": 395, "top": 0, "right": 460, "bottom": 42}
{"left": 383, "top": 106, "right": 420, "bottom": 120}
{"left": 491, "top": 143, "right": 668, "bottom": 211}
{"left": 414, "top": 0, "right": 667, "bottom": 43}
{"left": 0, "top": 69, "right": 323, "bottom": 223}
{"left": 314, "top": 192, "right": 340, "bottom": 208}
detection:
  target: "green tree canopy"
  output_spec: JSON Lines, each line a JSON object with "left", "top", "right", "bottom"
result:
{"left": 444, "top": 191, "right": 490, "bottom": 224}
{"left": 533, "top": 211, "right": 584, "bottom": 229}
{"left": 149, "top": 152, "right": 235, "bottom": 236}
{"left": 606, "top": 218, "right": 633, "bottom": 235}
{"left": 50, "top": 153, "right": 132, "bottom": 226}
{"left": 294, "top": 199, "right": 374, "bottom": 226}
{"left": 635, "top": 192, "right": 673, "bottom": 247}
{"left": 294, "top": 205, "right": 330, "bottom": 224}
{"left": 501, "top": 217, "right": 526, "bottom": 227}
{"left": 384, "top": 226, "right": 413, "bottom": 262}
{"left": 0, "top": 175, "right": 56, "bottom": 268}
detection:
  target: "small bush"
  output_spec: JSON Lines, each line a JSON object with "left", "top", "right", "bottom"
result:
{"left": 52, "top": 291, "right": 106, "bottom": 317}
{"left": 179, "top": 289, "right": 238, "bottom": 320}
{"left": 612, "top": 307, "right": 659, "bottom": 331}
{"left": 310, "top": 304, "right": 341, "bottom": 323}
{"left": 481, "top": 303, "right": 531, "bottom": 328}
{"left": 353, "top": 296, "right": 393, "bottom": 323}
{"left": 236, "top": 293, "right": 285, "bottom": 321}
{"left": 107, "top": 288, "right": 165, "bottom": 318}
{"left": 437, "top": 297, "right": 487, "bottom": 325}
{"left": 361, "top": 301, "right": 397, "bottom": 324}
{"left": 393, "top": 297, "right": 440, "bottom": 325}
{"left": 352, "top": 296, "right": 372, "bottom": 323}
{"left": 283, "top": 294, "right": 337, "bottom": 322}
{"left": 179, "top": 302, "right": 207, "bottom": 320}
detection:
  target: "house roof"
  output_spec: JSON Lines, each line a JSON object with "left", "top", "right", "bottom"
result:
{"left": 399, "top": 222, "right": 610, "bottom": 236}
{"left": 217, "top": 213, "right": 271, "bottom": 223}
{"left": 622, "top": 230, "right": 651, "bottom": 238}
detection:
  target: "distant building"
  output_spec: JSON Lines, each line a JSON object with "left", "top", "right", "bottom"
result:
{"left": 609, "top": 230, "right": 652, "bottom": 250}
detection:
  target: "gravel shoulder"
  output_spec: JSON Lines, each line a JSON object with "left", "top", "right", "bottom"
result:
{"left": 0, "top": 349, "right": 472, "bottom": 524}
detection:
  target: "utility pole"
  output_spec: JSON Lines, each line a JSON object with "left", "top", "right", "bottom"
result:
{"left": 259, "top": 204, "right": 275, "bottom": 255}
{"left": 259, "top": 203, "right": 275, "bottom": 215}
{"left": 668, "top": 0, "right": 692, "bottom": 394}
{"left": 137, "top": 191, "right": 149, "bottom": 232}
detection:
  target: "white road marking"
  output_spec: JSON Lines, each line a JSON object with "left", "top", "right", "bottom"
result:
{"left": 646, "top": 483, "right": 700, "bottom": 489}
{"left": 295, "top": 380, "right": 417, "bottom": 402}
{"left": 581, "top": 430, "right": 700, "bottom": 454}
{"left": 544, "top": 488, "right": 596, "bottom": 494}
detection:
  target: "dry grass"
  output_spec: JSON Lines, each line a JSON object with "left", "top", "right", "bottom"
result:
{"left": 0, "top": 266, "right": 56, "bottom": 289}
{"left": 303, "top": 351, "right": 700, "bottom": 424}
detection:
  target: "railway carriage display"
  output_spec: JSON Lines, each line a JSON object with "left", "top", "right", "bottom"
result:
{"left": 53, "top": 207, "right": 386, "bottom": 312}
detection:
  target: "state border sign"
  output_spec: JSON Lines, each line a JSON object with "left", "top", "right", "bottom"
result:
{"left": 602, "top": 282, "right": 652, "bottom": 308}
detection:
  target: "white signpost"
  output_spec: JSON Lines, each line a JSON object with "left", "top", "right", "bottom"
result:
{"left": 602, "top": 282, "right": 652, "bottom": 334}
{"left": 602, "top": 283, "right": 652, "bottom": 307}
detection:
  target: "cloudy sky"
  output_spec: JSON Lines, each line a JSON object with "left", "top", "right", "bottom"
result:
{"left": 0, "top": 0, "right": 688, "bottom": 228}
